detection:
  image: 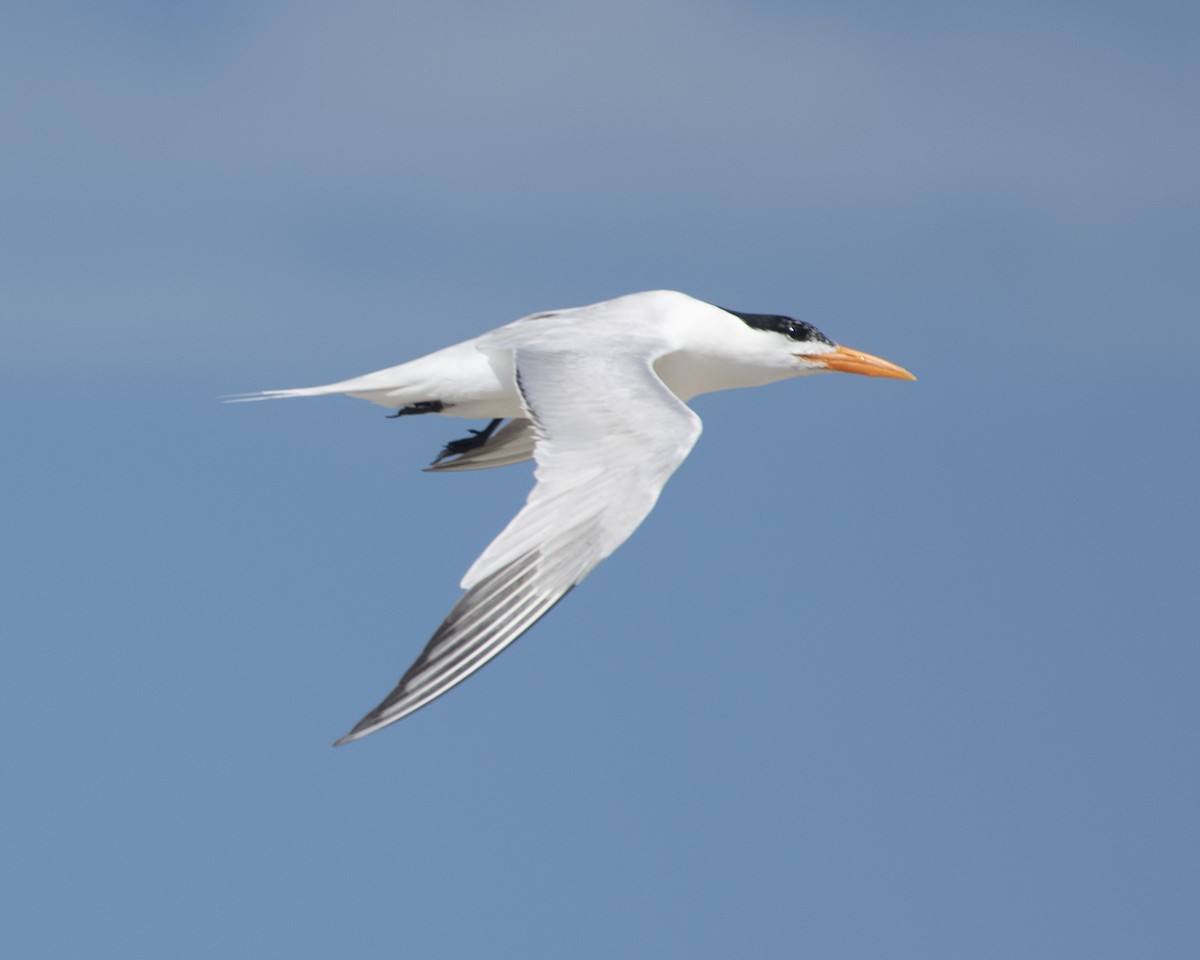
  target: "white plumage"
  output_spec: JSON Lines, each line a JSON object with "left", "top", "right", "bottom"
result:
{"left": 233, "top": 290, "right": 915, "bottom": 743}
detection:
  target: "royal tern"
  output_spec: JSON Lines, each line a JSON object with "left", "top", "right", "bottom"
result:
{"left": 235, "top": 290, "right": 915, "bottom": 743}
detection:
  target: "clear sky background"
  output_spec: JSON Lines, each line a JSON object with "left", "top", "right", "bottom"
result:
{"left": 3, "top": 2, "right": 1197, "bottom": 957}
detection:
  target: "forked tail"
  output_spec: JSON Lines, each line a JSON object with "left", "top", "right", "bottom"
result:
{"left": 221, "top": 385, "right": 349, "bottom": 403}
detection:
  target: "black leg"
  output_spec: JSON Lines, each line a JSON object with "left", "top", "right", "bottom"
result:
{"left": 386, "top": 400, "right": 445, "bottom": 419}
{"left": 431, "top": 418, "right": 504, "bottom": 464}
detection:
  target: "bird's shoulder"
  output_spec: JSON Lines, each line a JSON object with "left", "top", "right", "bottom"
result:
{"left": 479, "top": 291, "right": 703, "bottom": 355}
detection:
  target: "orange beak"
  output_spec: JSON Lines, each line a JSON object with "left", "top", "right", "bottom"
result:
{"left": 801, "top": 344, "right": 916, "bottom": 381}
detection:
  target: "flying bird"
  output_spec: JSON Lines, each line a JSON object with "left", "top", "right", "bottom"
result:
{"left": 234, "top": 290, "right": 915, "bottom": 744}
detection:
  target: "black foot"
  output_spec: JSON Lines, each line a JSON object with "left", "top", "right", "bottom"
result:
{"left": 431, "top": 418, "right": 504, "bottom": 464}
{"left": 387, "top": 400, "right": 445, "bottom": 419}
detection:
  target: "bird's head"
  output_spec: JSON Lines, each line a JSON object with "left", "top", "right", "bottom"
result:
{"left": 723, "top": 308, "right": 917, "bottom": 382}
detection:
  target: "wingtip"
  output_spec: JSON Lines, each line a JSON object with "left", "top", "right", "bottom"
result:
{"left": 332, "top": 722, "right": 372, "bottom": 747}
{"left": 332, "top": 710, "right": 389, "bottom": 746}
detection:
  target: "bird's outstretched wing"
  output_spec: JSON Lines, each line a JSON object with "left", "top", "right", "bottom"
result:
{"left": 335, "top": 341, "right": 701, "bottom": 744}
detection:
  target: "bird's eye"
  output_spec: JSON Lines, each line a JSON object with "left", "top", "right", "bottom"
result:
{"left": 785, "top": 319, "right": 831, "bottom": 345}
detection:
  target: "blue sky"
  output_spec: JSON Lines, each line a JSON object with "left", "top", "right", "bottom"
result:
{"left": 3, "top": 1, "right": 1197, "bottom": 957}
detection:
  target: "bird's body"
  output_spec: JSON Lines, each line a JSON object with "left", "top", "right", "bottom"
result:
{"left": 235, "top": 290, "right": 915, "bottom": 743}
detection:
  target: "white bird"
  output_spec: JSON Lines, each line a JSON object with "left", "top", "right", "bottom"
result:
{"left": 235, "top": 290, "right": 915, "bottom": 744}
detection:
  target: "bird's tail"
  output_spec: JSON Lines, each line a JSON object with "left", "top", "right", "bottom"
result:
{"left": 220, "top": 385, "right": 350, "bottom": 403}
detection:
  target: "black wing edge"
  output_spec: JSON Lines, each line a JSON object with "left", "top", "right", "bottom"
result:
{"left": 333, "top": 549, "right": 575, "bottom": 745}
